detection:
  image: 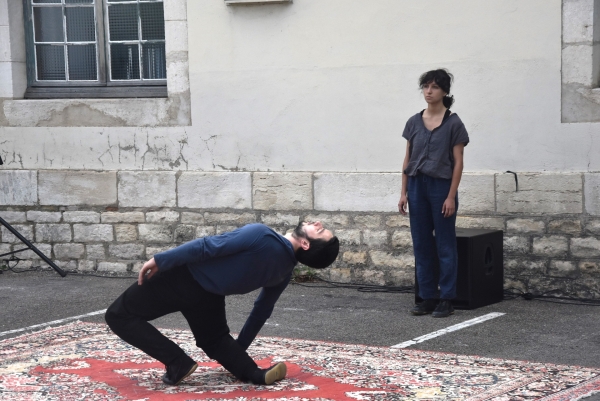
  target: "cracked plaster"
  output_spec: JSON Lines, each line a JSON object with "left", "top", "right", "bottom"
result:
{"left": 1, "top": 1, "right": 600, "bottom": 173}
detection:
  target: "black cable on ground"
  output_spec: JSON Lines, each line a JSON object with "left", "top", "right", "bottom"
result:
{"left": 66, "top": 271, "right": 137, "bottom": 279}
{"left": 292, "top": 276, "right": 414, "bottom": 293}
{"left": 1, "top": 258, "right": 136, "bottom": 279}
{"left": 503, "top": 288, "right": 600, "bottom": 306}
{"left": 4, "top": 257, "right": 600, "bottom": 305}
{"left": 292, "top": 277, "right": 600, "bottom": 306}
{"left": 2, "top": 258, "right": 40, "bottom": 274}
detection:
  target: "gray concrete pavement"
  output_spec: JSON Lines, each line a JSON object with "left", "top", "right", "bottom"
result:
{"left": 1, "top": 271, "right": 599, "bottom": 399}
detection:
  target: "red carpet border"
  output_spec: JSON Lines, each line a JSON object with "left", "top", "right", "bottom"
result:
{"left": 0, "top": 322, "right": 599, "bottom": 400}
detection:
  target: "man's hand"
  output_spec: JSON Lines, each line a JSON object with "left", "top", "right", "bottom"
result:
{"left": 138, "top": 257, "right": 159, "bottom": 285}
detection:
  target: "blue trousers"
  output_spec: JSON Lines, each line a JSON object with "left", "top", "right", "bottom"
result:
{"left": 407, "top": 174, "right": 458, "bottom": 300}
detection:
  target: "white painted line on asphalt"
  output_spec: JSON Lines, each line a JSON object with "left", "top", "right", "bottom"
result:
{"left": 391, "top": 312, "right": 506, "bottom": 349}
{"left": 0, "top": 309, "right": 107, "bottom": 338}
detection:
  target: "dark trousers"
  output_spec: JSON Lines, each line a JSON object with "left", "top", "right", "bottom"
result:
{"left": 105, "top": 266, "right": 260, "bottom": 382}
{"left": 408, "top": 174, "right": 459, "bottom": 300}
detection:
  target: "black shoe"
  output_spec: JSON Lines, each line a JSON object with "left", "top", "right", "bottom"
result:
{"left": 411, "top": 299, "right": 438, "bottom": 316}
{"left": 263, "top": 362, "right": 287, "bottom": 385}
{"left": 432, "top": 299, "right": 454, "bottom": 318}
{"left": 162, "top": 355, "right": 198, "bottom": 386}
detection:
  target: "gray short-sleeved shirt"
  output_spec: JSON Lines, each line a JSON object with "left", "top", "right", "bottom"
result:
{"left": 402, "top": 111, "right": 469, "bottom": 179}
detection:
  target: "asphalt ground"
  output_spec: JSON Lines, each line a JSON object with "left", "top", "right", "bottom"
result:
{"left": 1, "top": 270, "right": 599, "bottom": 400}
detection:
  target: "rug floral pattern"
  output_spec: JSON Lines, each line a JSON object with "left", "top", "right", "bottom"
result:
{"left": 0, "top": 322, "right": 598, "bottom": 400}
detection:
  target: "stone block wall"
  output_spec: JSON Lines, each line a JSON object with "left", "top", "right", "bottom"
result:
{"left": 1, "top": 170, "right": 599, "bottom": 298}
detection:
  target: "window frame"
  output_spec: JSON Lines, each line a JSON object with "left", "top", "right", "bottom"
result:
{"left": 22, "top": 0, "right": 167, "bottom": 99}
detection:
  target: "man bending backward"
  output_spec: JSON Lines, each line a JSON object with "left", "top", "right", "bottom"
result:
{"left": 105, "top": 221, "right": 339, "bottom": 386}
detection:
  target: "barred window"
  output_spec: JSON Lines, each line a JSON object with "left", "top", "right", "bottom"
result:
{"left": 24, "top": 0, "right": 167, "bottom": 98}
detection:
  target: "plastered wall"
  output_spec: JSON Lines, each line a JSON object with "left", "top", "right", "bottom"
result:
{"left": 0, "top": 0, "right": 598, "bottom": 172}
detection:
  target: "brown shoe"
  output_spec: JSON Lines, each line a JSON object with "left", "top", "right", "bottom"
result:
{"left": 263, "top": 362, "right": 287, "bottom": 385}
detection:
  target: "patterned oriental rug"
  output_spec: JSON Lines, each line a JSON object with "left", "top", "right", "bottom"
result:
{"left": 0, "top": 322, "right": 599, "bottom": 401}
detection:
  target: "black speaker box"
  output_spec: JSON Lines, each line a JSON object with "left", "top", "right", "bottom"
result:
{"left": 415, "top": 228, "right": 504, "bottom": 310}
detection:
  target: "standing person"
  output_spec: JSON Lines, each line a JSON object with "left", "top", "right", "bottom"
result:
{"left": 398, "top": 69, "right": 469, "bottom": 318}
{"left": 105, "top": 221, "right": 339, "bottom": 386}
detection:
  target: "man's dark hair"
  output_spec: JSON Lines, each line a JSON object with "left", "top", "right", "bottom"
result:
{"left": 296, "top": 236, "right": 340, "bottom": 269}
{"left": 419, "top": 68, "right": 455, "bottom": 108}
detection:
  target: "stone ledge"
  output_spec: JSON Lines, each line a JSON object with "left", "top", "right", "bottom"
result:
{"left": 496, "top": 173, "right": 582, "bottom": 214}
{"left": 585, "top": 173, "right": 600, "bottom": 215}
{"left": 314, "top": 173, "right": 401, "bottom": 212}
{"left": 0, "top": 170, "right": 37, "bottom": 206}
{"left": 178, "top": 172, "right": 251, "bottom": 209}
{"left": 39, "top": 171, "right": 117, "bottom": 206}
{"left": 118, "top": 171, "right": 176, "bottom": 208}
{"left": 253, "top": 172, "right": 312, "bottom": 211}
{"left": 459, "top": 174, "right": 495, "bottom": 214}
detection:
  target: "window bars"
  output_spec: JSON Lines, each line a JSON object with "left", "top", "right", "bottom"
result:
{"left": 29, "top": 0, "right": 166, "bottom": 84}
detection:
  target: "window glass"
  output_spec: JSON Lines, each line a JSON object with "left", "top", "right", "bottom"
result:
{"left": 108, "top": 4, "right": 139, "bottom": 41}
{"left": 110, "top": 43, "right": 140, "bottom": 80}
{"left": 36, "top": 45, "right": 66, "bottom": 80}
{"left": 34, "top": 7, "right": 64, "bottom": 42}
{"left": 140, "top": 2, "right": 165, "bottom": 40}
{"left": 108, "top": 1, "right": 166, "bottom": 81}
{"left": 26, "top": 0, "right": 166, "bottom": 88}
{"left": 68, "top": 44, "right": 97, "bottom": 80}
{"left": 142, "top": 42, "right": 166, "bottom": 79}
{"left": 65, "top": 7, "right": 96, "bottom": 42}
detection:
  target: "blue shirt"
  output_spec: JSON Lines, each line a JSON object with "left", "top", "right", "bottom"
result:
{"left": 154, "top": 223, "right": 297, "bottom": 349}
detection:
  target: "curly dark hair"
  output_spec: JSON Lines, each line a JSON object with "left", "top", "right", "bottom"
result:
{"left": 295, "top": 236, "right": 340, "bottom": 269}
{"left": 419, "top": 69, "right": 455, "bottom": 108}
